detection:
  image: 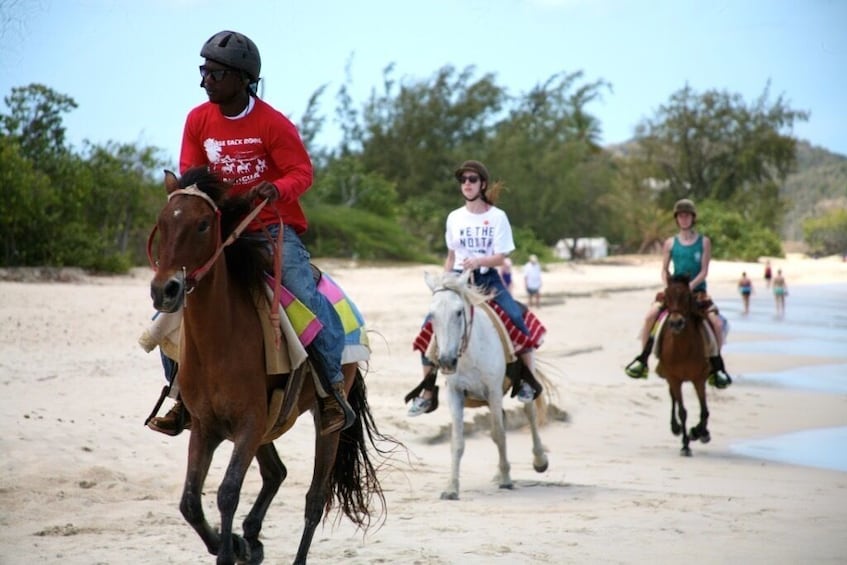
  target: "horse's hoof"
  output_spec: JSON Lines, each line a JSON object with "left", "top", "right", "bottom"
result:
{"left": 671, "top": 425, "right": 682, "bottom": 436}
{"left": 690, "top": 427, "right": 711, "bottom": 444}
{"left": 499, "top": 483, "right": 514, "bottom": 490}
{"left": 680, "top": 446, "right": 692, "bottom": 457}
{"left": 533, "top": 461, "right": 549, "bottom": 473}
{"left": 440, "top": 491, "right": 459, "bottom": 500}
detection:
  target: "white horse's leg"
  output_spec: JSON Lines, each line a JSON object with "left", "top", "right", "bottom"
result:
{"left": 442, "top": 385, "right": 465, "bottom": 500}
{"left": 523, "top": 400, "right": 549, "bottom": 473}
{"left": 488, "top": 392, "right": 513, "bottom": 489}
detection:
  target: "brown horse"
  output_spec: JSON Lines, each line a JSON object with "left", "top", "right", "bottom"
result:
{"left": 655, "top": 274, "right": 711, "bottom": 456}
{"left": 149, "top": 167, "right": 393, "bottom": 564}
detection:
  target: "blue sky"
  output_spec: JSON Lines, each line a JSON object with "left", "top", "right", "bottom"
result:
{"left": 1, "top": 0, "right": 845, "bottom": 168}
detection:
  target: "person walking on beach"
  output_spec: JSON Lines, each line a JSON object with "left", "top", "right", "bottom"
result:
{"left": 764, "top": 260, "right": 773, "bottom": 289}
{"left": 146, "top": 30, "right": 354, "bottom": 437}
{"left": 624, "top": 198, "right": 732, "bottom": 389}
{"left": 738, "top": 271, "right": 753, "bottom": 315}
{"left": 524, "top": 254, "right": 543, "bottom": 309}
{"left": 773, "top": 269, "right": 788, "bottom": 318}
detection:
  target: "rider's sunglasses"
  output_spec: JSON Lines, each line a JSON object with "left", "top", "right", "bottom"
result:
{"left": 459, "top": 175, "right": 480, "bottom": 184}
{"left": 199, "top": 66, "right": 236, "bottom": 81}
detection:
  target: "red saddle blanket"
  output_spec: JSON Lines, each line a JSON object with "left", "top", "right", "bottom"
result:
{"left": 412, "top": 302, "right": 546, "bottom": 355}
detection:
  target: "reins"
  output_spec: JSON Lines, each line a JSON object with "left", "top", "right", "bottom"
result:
{"left": 147, "top": 184, "right": 285, "bottom": 348}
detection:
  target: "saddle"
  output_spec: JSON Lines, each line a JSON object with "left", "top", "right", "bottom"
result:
{"left": 651, "top": 310, "right": 718, "bottom": 360}
{"left": 406, "top": 301, "right": 543, "bottom": 406}
{"left": 139, "top": 265, "right": 370, "bottom": 443}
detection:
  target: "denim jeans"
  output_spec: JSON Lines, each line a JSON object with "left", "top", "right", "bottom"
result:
{"left": 472, "top": 268, "right": 529, "bottom": 335}
{"left": 161, "top": 224, "right": 345, "bottom": 386}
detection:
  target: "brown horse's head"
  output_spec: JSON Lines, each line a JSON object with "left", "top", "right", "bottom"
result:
{"left": 664, "top": 274, "right": 696, "bottom": 334}
{"left": 149, "top": 167, "right": 261, "bottom": 313}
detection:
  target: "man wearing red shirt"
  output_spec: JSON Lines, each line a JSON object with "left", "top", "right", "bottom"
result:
{"left": 147, "top": 30, "right": 354, "bottom": 437}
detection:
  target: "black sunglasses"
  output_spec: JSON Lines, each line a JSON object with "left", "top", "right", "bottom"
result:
{"left": 199, "top": 66, "right": 235, "bottom": 81}
{"left": 459, "top": 175, "right": 480, "bottom": 184}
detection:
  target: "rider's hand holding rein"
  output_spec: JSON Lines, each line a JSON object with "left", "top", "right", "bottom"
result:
{"left": 249, "top": 181, "right": 279, "bottom": 203}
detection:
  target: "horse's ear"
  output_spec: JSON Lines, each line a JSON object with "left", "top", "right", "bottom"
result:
{"left": 424, "top": 271, "right": 439, "bottom": 292}
{"left": 164, "top": 170, "right": 180, "bottom": 195}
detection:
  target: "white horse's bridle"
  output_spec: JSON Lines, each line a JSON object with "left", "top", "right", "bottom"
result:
{"left": 433, "top": 286, "right": 474, "bottom": 359}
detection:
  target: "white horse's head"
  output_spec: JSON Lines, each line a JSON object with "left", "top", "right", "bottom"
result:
{"left": 424, "top": 271, "right": 490, "bottom": 373}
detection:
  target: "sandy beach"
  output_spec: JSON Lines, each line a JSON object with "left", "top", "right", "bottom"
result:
{"left": 1, "top": 255, "right": 846, "bottom": 564}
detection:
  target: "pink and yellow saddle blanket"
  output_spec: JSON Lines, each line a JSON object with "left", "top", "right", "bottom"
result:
{"left": 412, "top": 301, "right": 545, "bottom": 361}
{"left": 139, "top": 272, "right": 369, "bottom": 374}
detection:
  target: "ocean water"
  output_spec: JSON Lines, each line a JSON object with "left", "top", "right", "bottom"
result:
{"left": 719, "top": 282, "right": 847, "bottom": 472}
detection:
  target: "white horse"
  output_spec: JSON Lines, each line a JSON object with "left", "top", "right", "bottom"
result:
{"left": 424, "top": 270, "right": 550, "bottom": 500}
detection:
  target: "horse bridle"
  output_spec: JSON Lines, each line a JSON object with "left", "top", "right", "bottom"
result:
{"left": 432, "top": 286, "right": 475, "bottom": 358}
{"left": 146, "top": 185, "right": 269, "bottom": 292}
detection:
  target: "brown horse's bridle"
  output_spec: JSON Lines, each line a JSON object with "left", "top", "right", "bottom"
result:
{"left": 146, "top": 185, "right": 277, "bottom": 290}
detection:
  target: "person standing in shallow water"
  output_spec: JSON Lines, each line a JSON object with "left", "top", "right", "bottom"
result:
{"left": 764, "top": 260, "right": 773, "bottom": 289}
{"left": 773, "top": 269, "right": 788, "bottom": 318}
{"left": 738, "top": 272, "right": 753, "bottom": 315}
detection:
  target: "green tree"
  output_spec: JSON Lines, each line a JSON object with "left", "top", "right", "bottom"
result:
{"left": 803, "top": 205, "right": 847, "bottom": 256}
{"left": 634, "top": 83, "right": 808, "bottom": 230}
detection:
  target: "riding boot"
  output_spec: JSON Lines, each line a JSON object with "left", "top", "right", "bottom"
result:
{"left": 404, "top": 367, "right": 439, "bottom": 408}
{"left": 625, "top": 336, "right": 654, "bottom": 379}
{"left": 708, "top": 354, "right": 733, "bottom": 389}
{"left": 507, "top": 358, "right": 543, "bottom": 400}
{"left": 318, "top": 381, "right": 356, "bottom": 436}
{"left": 147, "top": 398, "right": 191, "bottom": 436}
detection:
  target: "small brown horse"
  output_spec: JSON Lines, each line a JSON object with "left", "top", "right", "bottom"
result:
{"left": 149, "top": 167, "right": 393, "bottom": 564}
{"left": 655, "top": 274, "right": 711, "bottom": 456}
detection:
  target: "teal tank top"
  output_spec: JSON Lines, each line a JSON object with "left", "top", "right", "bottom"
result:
{"left": 671, "top": 234, "right": 706, "bottom": 292}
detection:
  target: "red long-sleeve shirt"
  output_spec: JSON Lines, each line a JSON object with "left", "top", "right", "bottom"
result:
{"left": 179, "top": 96, "right": 313, "bottom": 233}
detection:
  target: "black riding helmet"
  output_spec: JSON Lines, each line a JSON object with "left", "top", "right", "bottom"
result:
{"left": 201, "top": 30, "right": 261, "bottom": 82}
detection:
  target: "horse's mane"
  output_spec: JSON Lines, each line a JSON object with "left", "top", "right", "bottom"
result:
{"left": 436, "top": 272, "right": 492, "bottom": 306}
{"left": 178, "top": 166, "right": 271, "bottom": 290}
{"left": 669, "top": 274, "right": 691, "bottom": 286}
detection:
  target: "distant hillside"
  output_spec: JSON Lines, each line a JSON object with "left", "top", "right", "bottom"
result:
{"left": 604, "top": 139, "right": 847, "bottom": 242}
{"left": 781, "top": 141, "right": 847, "bottom": 240}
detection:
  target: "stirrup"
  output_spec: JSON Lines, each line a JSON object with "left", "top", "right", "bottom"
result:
{"left": 708, "top": 370, "right": 733, "bottom": 389}
{"left": 404, "top": 368, "right": 438, "bottom": 404}
{"left": 625, "top": 358, "right": 648, "bottom": 379}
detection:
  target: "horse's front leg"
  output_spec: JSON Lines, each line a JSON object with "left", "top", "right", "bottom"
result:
{"left": 690, "top": 379, "right": 711, "bottom": 444}
{"left": 216, "top": 431, "right": 262, "bottom": 564}
{"left": 487, "top": 392, "right": 512, "bottom": 490}
{"left": 242, "top": 442, "right": 288, "bottom": 564}
{"left": 668, "top": 383, "right": 682, "bottom": 436}
{"left": 180, "top": 428, "right": 224, "bottom": 558}
{"left": 523, "top": 400, "right": 549, "bottom": 473}
{"left": 442, "top": 385, "right": 466, "bottom": 500}
{"left": 671, "top": 383, "right": 691, "bottom": 456}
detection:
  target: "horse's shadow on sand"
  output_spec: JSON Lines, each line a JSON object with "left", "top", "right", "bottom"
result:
{"left": 421, "top": 403, "right": 570, "bottom": 445}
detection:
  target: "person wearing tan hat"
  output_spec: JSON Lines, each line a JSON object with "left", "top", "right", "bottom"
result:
{"left": 406, "top": 160, "right": 546, "bottom": 415}
{"left": 624, "top": 198, "right": 733, "bottom": 389}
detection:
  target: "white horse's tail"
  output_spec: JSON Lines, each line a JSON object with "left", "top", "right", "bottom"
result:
{"left": 532, "top": 366, "right": 556, "bottom": 427}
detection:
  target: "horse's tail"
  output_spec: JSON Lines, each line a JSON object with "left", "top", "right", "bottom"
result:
{"left": 327, "top": 368, "right": 404, "bottom": 531}
{"left": 533, "top": 367, "right": 556, "bottom": 427}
